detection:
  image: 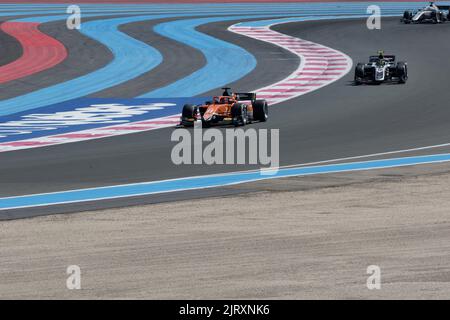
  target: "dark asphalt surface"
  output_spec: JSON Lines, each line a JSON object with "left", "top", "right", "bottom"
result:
{"left": 0, "top": 21, "right": 22, "bottom": 67}
{"left": 1, "top": 17, "right": 450, "bottom": 216}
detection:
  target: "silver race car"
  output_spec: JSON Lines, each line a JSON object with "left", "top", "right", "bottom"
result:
{"left": 402, "top": 2, "right": 450, "bottom": 24}
{"left": 354, "top": 51, "right": 408, "bottom": 85}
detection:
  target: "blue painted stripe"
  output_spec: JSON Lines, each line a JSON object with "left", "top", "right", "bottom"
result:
{"left": 0, "top": 2, "right": 444, "bottom": 24}
{"left": 140, "top": 16, "right": 258, "bottom": 98}
{"left": 1, "top": 153, "right": 450, "bottom": 210}
{"left": 0, "top": 15, "right": 169, "bottom": 117}
{"left": 0, "top": 2, "right": 445, "bottom": 9}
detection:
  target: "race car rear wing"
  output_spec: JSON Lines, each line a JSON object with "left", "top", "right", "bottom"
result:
{"left": 236, "top": 92, "right": 256, "bottom": 102}
{"left": 369, "top": 55, "right": 396, "bottom": 62}
{"left": 437, "top": 5, "right": 450, "bottom": 10}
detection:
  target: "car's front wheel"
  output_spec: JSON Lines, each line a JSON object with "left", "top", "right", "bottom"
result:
{"left": 403, "top": 11, "right": 412, "bottom": 23}
{"left": 354, "top": 63, "right": 365, "bottom": 85}
{"left": 181, "top": 104, "right": 196, "bottom": 126}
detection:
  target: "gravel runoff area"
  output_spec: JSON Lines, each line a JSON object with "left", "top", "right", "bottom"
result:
{"left": 1, "top": 163, "right": 450, "bottom": 299}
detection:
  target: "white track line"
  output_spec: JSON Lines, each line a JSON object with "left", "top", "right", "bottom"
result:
{"left": 0, "top": 115, "right": 181, "bottom": 152}
{"left": 228, "top": 22, "right": 352, "bottom": 106}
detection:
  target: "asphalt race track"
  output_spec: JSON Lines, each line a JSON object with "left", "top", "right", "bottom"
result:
{"left": 1, "top": 3, "right": 450, "bottom": 217}
{"left": 3, "top": 1, "right": 450, "bottom": 301}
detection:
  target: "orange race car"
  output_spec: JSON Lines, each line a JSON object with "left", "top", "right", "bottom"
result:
{"left": 179, "top": 88, "right": 268, "bottom": 127}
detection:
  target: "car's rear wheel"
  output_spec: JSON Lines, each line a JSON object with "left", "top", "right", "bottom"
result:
{"left": 432, "top": 12, "right": 439, "bottom": 23}
{"left": 253, "top": 100, "right": 268, "bottom": 122}
{"left": 396, "top": 62, "right": 408, "bottom": 84}
{"left": 232, "top": 104, "right": 248, "bottom": 127}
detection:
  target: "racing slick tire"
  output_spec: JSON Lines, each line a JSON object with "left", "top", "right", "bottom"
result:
{"left": 232, "top": 103, "right": 248, "bottom": 127}
{"left": 431, "top": 11, "right": 440, "bottom": 24}
{"left": 396, "top": 62, "right": 408, "bottom": 84}
{"left": 253, "top": 100, "right": 268, "bottom": 122}
{"left": 403, "top": 11, "right": 412, "bottom": 24}
{"left": 354, "top": 63, "right": 365, "bottom": 85}
{"left": 181, "top": 104, "right": 196, "bottom": 126}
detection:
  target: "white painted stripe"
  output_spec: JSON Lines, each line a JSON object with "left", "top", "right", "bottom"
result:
{"left": 229, "top": 21, "right": 352, "bottom": 110}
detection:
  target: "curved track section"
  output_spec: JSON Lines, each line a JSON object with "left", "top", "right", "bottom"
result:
{"left": 0, "top": 2, "right": 419, "bottom": 116}
{"left": 0, "top": 15, "right": 166, "bottom": 116}
{"left": 1, "top": 2, "right": 450, "bottom": 215}
{"left": 0, "top": 22, "right": 67, "bottom": 84}
{"left": 0, "top": 19, "right": 115, "bottom": 101}
{"left": 0, "top": 15, "right": 354, "bottom": 153}
{"left": 0, "top": 21, "right": 22, "bottom": 67}
{"left": 230, "top": 19, "right": 352, "bottom": 105}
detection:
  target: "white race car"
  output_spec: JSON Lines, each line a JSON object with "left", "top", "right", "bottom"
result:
{"left": 402, "top": 2, "right": 450, "bottom": 24}
{"left": 354, "top": 52, "right": 408, "bottom": 85}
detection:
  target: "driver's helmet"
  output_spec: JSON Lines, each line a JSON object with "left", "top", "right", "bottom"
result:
{"left": 426, "top": 3, "right": 438, "bottom": 11}
{"left": 222, "top": 88, "right": 232, "bottom": 96}
{"left": 376, "top": 59, "right": 385, "bottom": 66}
{"left": 220, "top": 97, "right": 230, "bottom": 104}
